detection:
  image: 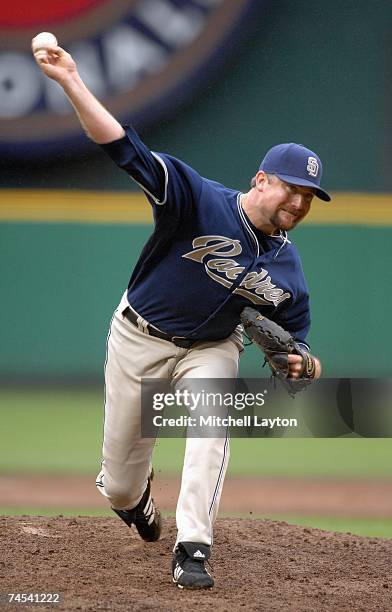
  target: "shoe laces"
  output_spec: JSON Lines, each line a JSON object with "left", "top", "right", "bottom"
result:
{"left": 181, "top": 554, "right": 212, "bottom": 575}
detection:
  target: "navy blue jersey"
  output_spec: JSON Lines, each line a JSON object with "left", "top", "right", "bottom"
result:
{"left": 101, "top": 127, "right": 311, "bottom": 346}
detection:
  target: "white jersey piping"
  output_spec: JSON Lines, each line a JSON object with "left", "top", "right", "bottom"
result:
{"left": 274, "top": 231, "right": 291, "bottom": 259}
{"left": 237, "top": 193, "right": 260, "bottom": 256}
{"left": 129, "top": 152, "right": 169, "bottom": 205}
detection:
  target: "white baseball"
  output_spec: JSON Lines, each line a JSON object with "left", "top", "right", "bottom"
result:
{"left": 32, "top": 32, "right": 58, "bottom": 52}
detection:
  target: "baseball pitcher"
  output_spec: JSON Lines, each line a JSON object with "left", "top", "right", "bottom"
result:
{"left": 33, "top": 40, "right": 328, "bottom": 590}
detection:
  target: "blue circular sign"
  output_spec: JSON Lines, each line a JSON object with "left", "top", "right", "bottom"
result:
{"left": 0, "top": 0, "right": 264, "bottom": 160}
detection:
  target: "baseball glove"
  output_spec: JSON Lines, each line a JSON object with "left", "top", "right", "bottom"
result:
{"left": 240, "top": 306, "right": 317, "bottom": 396}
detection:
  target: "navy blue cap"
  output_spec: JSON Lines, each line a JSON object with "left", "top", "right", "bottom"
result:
{"left": 260, "top": 143, "right": 331, "bottom": 202}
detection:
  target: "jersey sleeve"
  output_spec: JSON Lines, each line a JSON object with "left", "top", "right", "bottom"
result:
{"left": 99, "top": 126, "right": 203, "bottom": 216}
{"left": 273, "top": 293, "right": 311, "bottom": 349}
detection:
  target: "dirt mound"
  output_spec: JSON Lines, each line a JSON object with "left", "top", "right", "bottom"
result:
{"left": 1, "top": 516, "right": 391, "bottom": 611}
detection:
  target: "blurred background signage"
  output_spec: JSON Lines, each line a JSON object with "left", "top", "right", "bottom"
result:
{"left": 0, "top": 0, "right": 261, "bottom": 160}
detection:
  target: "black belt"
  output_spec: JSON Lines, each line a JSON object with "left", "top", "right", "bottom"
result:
{"left": 123, "top": 307, "right": 196, "bottom": 349}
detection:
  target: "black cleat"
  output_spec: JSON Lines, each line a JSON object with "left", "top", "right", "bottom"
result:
{"left": 113, "top": 476, "right": 162, "bottom": 542}
{"left": 172, "top": 542, "right": 214, "bottom": 589}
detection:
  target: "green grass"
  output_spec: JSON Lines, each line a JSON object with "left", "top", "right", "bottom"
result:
{"left": 0, "top": 389, "right": 103, "bottom": 473}
{"left": 251, "top": 516, "right": 392, "bottom": 539}
{"left": 2, "top": 390, "right": 391, "bottom": 542}
{"left": 1, "top": 389, "right": 392, "bottom": 477}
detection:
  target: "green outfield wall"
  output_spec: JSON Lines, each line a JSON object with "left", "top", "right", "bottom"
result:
{"left": 0, "top": 193, "right": 391, "bottom": 379}
{"left": 0, "top": 0, "right": 391, "bottom": 381}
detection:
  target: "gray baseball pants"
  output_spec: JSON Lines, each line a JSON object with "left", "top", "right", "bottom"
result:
{"left": 96, "top": 292, "right": 242, "bottom": 546}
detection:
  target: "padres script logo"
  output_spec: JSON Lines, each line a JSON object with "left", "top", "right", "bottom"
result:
{"left": 182, "top": 236, "right": 291, "bottom": 307}
{"left": 0, "top": 0, "right": 262, "bottom": 160}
